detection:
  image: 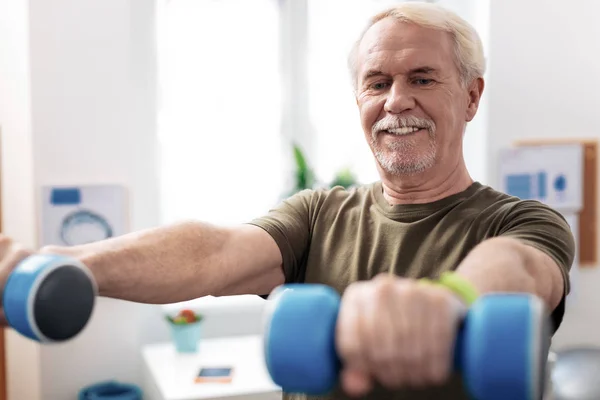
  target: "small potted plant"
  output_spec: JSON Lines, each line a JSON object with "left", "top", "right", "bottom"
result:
{"left": 166, "top": 309, "right": 203, "bottom": 353}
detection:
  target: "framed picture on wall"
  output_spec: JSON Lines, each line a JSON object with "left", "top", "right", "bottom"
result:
{"left": 39, "top": 184, "right": 128, "bottom": 246}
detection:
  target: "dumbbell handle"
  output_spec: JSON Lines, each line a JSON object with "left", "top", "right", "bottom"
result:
{"left": 3, "top": 254, "right": 97, "bottom": 342}
{"left": 264, "top": 284, "right": 549, "bottom": 400}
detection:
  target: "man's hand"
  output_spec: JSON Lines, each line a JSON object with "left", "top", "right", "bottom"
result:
{"left": 335, "top": 274, "right": 465, "bottom": 397}
{"left": 0, "top": 235, "right": 34, "bottom": 325}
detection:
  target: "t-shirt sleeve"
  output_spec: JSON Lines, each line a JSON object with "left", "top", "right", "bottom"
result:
{"left": 246, "top": 189, "right": 316, "bottom": 284}
{"left": 497, "top": 200, "right": 576, "bottom": 332}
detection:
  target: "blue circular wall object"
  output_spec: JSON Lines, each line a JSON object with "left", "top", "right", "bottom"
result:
{"left": 60, "top": 209, "right": 113, "bottom": 246}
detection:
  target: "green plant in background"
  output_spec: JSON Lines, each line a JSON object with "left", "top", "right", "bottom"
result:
{"left": 330, "top": 167, "right": 358, "bottom": 189}
{"left": 289, "top": 143, "right": 358, "bottom": 196}
{"left": 291, "top": 143, "right": 316, "bottom": 192}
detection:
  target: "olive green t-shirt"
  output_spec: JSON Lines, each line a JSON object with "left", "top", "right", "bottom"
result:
{"left": 249, "top": 181, "right": 574, "bottom": 400}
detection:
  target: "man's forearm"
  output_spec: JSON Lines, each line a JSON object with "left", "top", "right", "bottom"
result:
{"left": 455, "top": 237, "right": 565, "bottom": 310}
{"left": 42, "top": 221, "right": 238, "bottom": 304}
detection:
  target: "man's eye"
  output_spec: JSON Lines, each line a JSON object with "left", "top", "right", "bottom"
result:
{"left": 370, "top": 82, "right": 390, "bottom": 90}
{"left": 413, "top": 78, "right": 434, "bottom": 85}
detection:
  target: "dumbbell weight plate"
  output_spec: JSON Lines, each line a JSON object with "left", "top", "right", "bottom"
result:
{"left": 263, "top": 284, "right": 342, "bottom": 395}
{"left": 3, "top": 254, "right": 97, "bottom": 342}
{"left": 459, "top": 293, "right": 550, "bottom": 400}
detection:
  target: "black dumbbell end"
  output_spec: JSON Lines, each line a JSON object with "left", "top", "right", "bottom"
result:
{"left": 33, "top": 264, "right": 97, "bottom": 341}
{"left": 4, "top": 255, "right": 98, "bottom": 342}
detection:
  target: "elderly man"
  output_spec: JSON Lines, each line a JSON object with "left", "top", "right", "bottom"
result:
{"left": 0, "top": 2, "right": 573, "bottom": 400}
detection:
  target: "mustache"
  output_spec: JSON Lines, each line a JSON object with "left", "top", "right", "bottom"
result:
{"left": 371, "top": 116, "right": 436, "bottom": 136}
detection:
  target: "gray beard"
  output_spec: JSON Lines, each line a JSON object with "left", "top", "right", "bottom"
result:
{"left": 370, "top": 132, "right": 437, "bottom": 175}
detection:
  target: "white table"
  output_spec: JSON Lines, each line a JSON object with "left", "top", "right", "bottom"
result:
{"left": 142, "top": 335, "right": 282, "bottom": 400}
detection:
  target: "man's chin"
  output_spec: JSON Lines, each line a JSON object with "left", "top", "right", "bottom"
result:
{"left": 382, "top": 164, "right": 428, "bottom": 176}
{"left": 375, "top": 155, "right": 435, "bottom": 176}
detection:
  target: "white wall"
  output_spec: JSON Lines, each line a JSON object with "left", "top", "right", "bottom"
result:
{"left": 486, "top": 0, "right": 600, "bottom": 349}
{"left": 28, "top": 0, "right": 161, "bottom": 398}
{"left": 0, "top": 0, "right": 163, "bottom": 398}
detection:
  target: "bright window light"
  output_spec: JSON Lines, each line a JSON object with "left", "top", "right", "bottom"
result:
{"left": 157, "top": 0, "right": 284, "bottom": 226}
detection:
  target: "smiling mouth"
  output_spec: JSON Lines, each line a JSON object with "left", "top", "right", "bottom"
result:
{"left": 383, "top": 127, "right": 426, "bottom": 135}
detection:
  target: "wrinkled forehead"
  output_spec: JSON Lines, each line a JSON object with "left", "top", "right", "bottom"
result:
{"left": 357, "top": 18, "right": 458, "bottom": 77}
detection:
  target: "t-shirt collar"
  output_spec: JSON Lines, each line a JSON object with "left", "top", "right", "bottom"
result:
{"left": 371, "top": 180, "right": 484, "bottom": 221}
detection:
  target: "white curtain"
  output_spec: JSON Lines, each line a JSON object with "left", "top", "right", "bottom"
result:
{"left": 157, "top": 0, "right": 284, "bottom": 226}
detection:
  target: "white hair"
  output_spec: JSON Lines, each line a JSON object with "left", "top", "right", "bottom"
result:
{"left": 348, "top": 2, "right": 486, "bottom": 90}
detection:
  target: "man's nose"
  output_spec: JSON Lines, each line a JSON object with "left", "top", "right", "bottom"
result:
{"left": 384, "top": 81, "right": 416, "bottom": 114}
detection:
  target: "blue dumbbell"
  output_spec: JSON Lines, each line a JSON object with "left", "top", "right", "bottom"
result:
{"left": 263, "top": 284, "right": 550, "bottom": 400}
{"left": 3, "top": 254, "right": 97, "bottom": 342}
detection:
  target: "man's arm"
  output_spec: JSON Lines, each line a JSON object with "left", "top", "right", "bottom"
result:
{"left": 454, "top": 199, "right": 575, "bottom": 328}
{"left": 455, "top": 236, "right": 565, "bottom": 310}
{"left": 41, "top": 221, "right": 285, "bottom": 304}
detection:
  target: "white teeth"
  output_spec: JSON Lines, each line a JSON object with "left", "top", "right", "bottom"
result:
{"left": 387, "top": 127, "right": 421, "bottom": 135}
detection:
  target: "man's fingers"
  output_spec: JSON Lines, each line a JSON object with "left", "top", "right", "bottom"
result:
{"left": 0, "top": 236, "right": 13, "bottom": 259}
{"left": 336, "top": 284, "right": 366, "bottom": 366}
{"left": 341, "top": 368, "right": 372, "bottom": 397}
{"left": 0, "top": 235, "right": 35, "bottom": 329}
{"left": 0, "top": 239, "right": 33, "bottom": 324}
{"left": 368, "top": 279, "right": 404, "bottom": 388}
{"left": 0, "top": 243, "right": 32, "bottom": 284}
{"left": 401, "top": 286, "right": 428, "bottom": 387}
{"left": 425, "top": 289, "right": 454, "bottom": 385}
{"left": 337, "top": 282, "right": 374, "bottom": 395}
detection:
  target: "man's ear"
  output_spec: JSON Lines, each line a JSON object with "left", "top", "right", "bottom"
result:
{"left": 465, "top": 77, "right": 484, "bottom": 122}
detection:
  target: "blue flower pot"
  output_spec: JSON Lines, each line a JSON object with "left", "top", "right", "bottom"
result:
{"left": 170, "top": 321, "right": 202, "bottom": 353}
